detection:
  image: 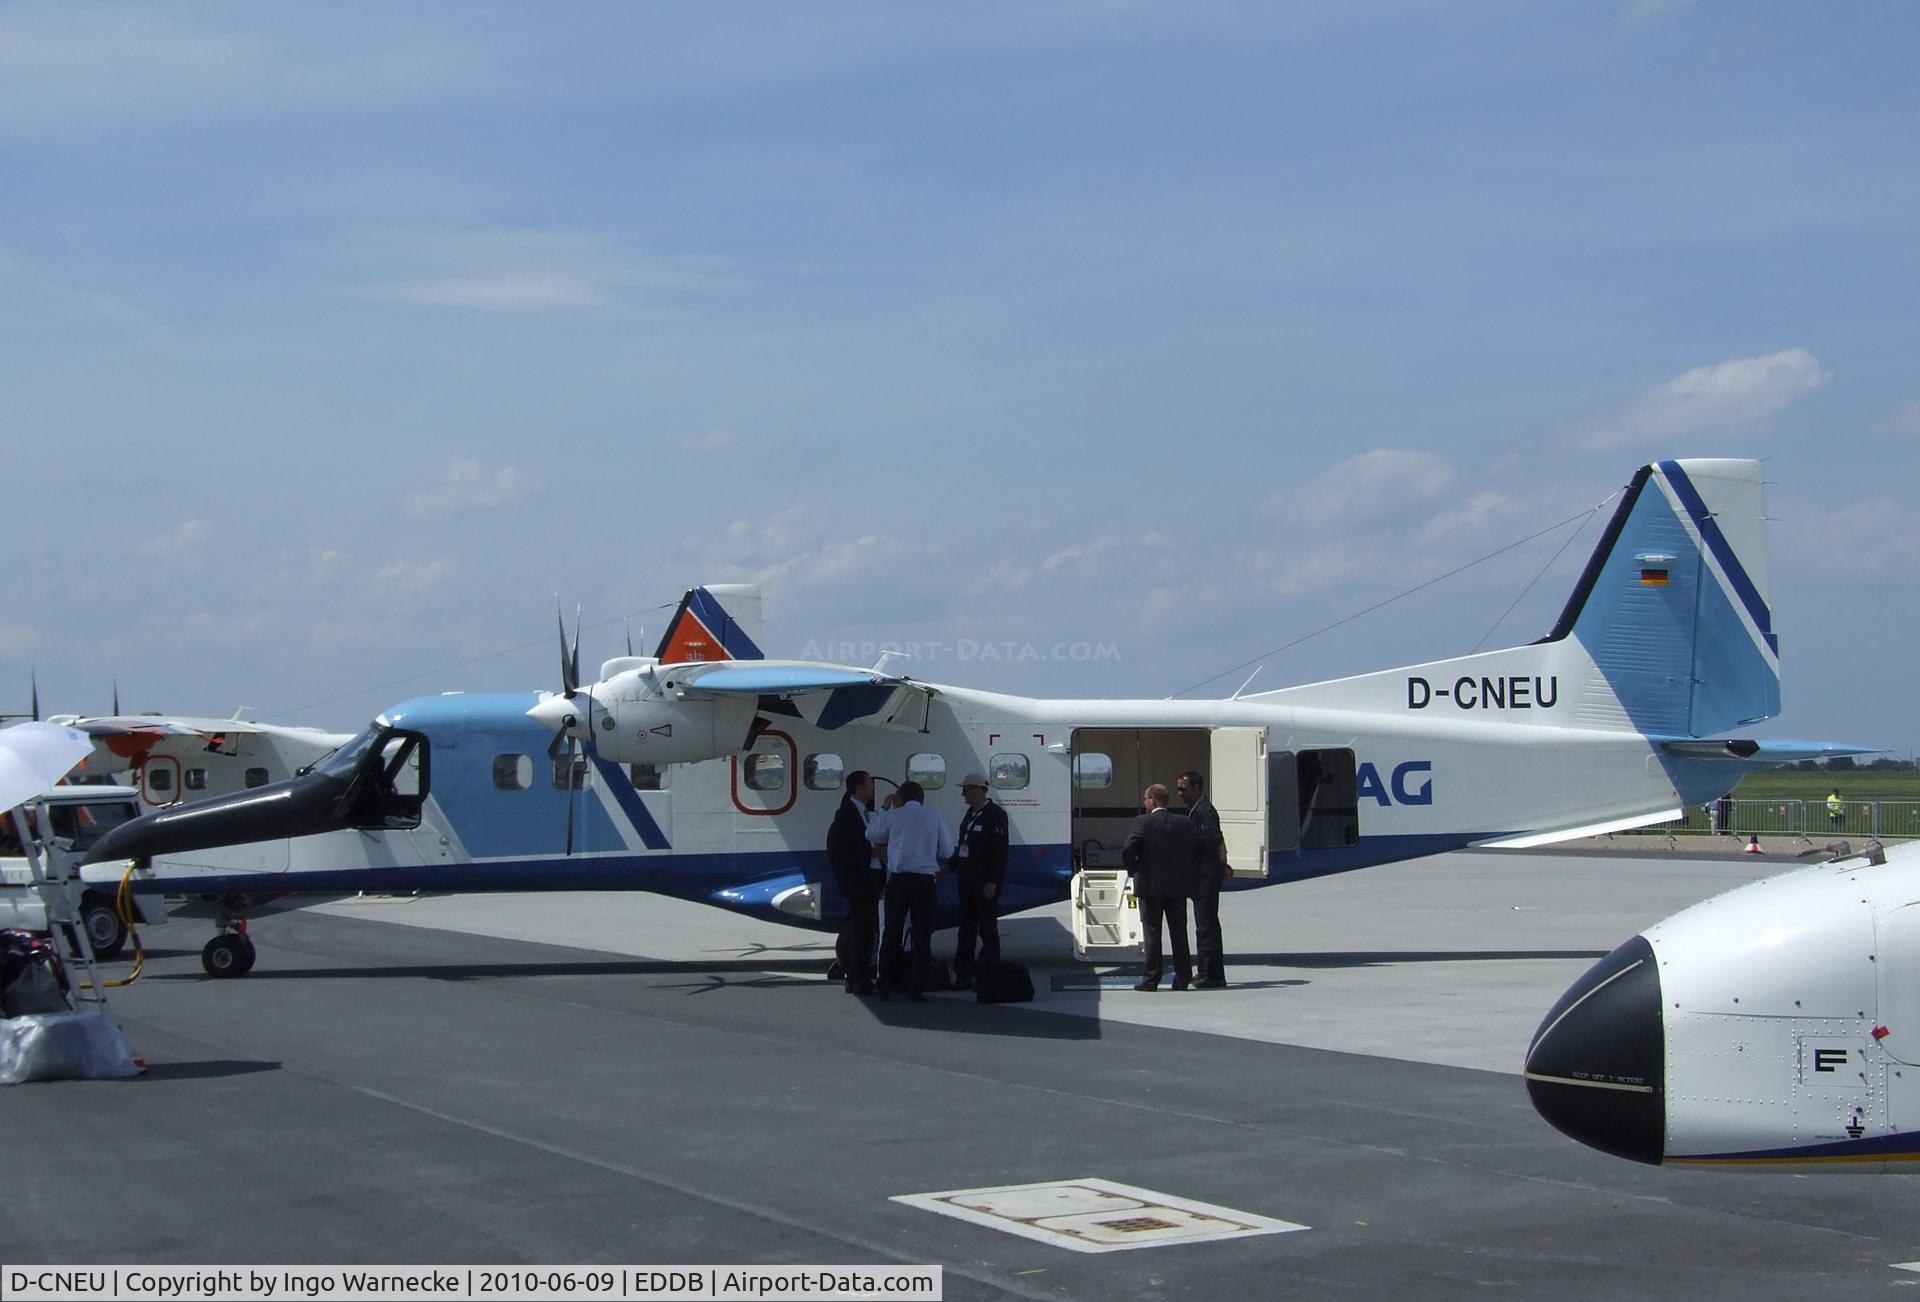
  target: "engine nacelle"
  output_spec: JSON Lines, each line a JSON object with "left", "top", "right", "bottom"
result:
{"left": 568, "top": 672, "right": 758, "bottom": 766}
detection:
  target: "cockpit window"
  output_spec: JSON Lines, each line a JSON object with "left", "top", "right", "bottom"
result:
{"left": 315, "top": 726, "right": 383, "bottom": 780}
{"left": 46, "top": 800, "right": 140, "bottom": 852}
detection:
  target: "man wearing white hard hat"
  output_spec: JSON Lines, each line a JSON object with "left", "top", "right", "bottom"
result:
{"left": 952, "top": 771, "right": 1009, "bottom": 991}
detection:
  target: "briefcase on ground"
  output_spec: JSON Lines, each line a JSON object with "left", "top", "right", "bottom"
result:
{"left": 972, "top": 959, "right": 1034, "bottom": 1004}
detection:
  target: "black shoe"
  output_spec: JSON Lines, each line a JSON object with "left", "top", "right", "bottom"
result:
{"left": 909, "top": 993, "right": 929, "bottom": 1003}
{"left": 952, "top": 976, "right": 973, "bottom": 992}
{"left": 847, "top": 981, "right": 874, "bottom": 995}
{"left": 1171, "top": 980, "right": 1191, "bottom": 991}
{"left": 875, "top": 988, "right": 892, "bottom": 1001}
{"left": 1194, "top": 978, "right": 1226, "bottom": 989}
{"left": 1132, "top": 981, "right": 1158, "bottom": 992}
{"left": 827, "top": 960, "right": 846, "bottom": 981}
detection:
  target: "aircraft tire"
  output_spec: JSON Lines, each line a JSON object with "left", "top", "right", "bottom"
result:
{"left": 202, "top": 934, "right": 253, "bottom": 979}
{"left": 80, "top": 894, "right": 129, "bottom": 960}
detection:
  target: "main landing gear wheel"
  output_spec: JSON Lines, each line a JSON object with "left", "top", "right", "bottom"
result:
{"left": 81, "top": 895, "right": 129, "bottom": 960}
{"left": 202, "top": 934, "right": 257, "bottom": 979}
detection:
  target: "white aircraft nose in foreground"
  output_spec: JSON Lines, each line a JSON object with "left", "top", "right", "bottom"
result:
{"left": 1528, "top": 840, "right": 1920, "bottom": 1171}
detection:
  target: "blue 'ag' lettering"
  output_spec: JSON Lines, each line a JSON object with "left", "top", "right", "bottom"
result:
{"left": 1358, "top": 760, "right": 1433, "bottom": 807}
{"left": 1391, "top": 760, "right": 1433, "bottom": 806}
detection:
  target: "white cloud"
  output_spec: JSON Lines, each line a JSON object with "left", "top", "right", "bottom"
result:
{"left": 681, "top": 430, "right": 738, "bottom": 452}
{"left": 0, "top": 7, "right": 478, "bottom": 135}
{"left": 369, "top": 559, "right": 458, "bottom": 601}
{"left": 1589, "top": 348, "right": 1830, "bottom": 449}
{"left": 0, "top": 623, "right": 39, "bottom": 656}
{"left": 403, "top": 460, "right": 522, "bottom": 521}
{"left": 346, "top": 229, "right": 734, "bottom": 315}
{"left": 1290, "top": 449, "right": 1455, "bottom": 525}
{"left": 1042, "top": 537, "right": 1120, "bottom": 573}
{"left": 136, "top": 519, "right": 211, "bottom": 560}
{"left": 1418, "top": 490, "right": 1513, "bottom": 545}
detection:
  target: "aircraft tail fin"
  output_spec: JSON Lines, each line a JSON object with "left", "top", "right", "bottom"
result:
{"left": 1545, "top": 458, "right": 1778, "bottom": 736}
{"left": 655, "top": 585, "right": 766, "bottom": 664}
{"left": 1255, "top": 459, "right": 1780, "bottom": 738}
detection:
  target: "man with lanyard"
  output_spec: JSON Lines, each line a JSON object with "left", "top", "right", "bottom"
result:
{"left": 868, "top": 780, "right": 954, "bottom": 1002}
{"left": 1177, "top": 769, "right": 1229, "bottom": 988}
{"left": 828, "top": 770, "right": 883, "bottom": 995}
{"left": 952, "top": 772, "right": 1010, "bottom": 991}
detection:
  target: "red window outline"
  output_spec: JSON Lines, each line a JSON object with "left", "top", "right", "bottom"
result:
{"left": 730, "top": 729, "right": 798, "bottom": 817}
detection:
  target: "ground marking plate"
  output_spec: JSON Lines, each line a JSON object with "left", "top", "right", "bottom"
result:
{"left": 891, "top": 1177, "right": 1308, "bottom": 1253}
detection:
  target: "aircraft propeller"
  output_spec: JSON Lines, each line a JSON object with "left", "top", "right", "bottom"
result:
{"left": 548, "top": 605, "right": 591, "bottom": 856}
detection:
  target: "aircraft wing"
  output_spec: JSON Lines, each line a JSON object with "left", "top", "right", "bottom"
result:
{"left": 674, "top": 661, "right": 935, "bottom": 732}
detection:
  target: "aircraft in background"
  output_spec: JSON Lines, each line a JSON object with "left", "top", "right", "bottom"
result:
{"left": 82, "top": 458, "right": 1854, "bottom": 979}
{"left": 54, "top": 712, "right": 352, "bottom": 812}
{"left": 1527, "top": 839, "right": 1920, "bottom": 1172}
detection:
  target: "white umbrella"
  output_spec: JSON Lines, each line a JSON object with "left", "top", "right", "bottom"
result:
{"left": 0, "top": 721, "right": 94, "bottom": 812}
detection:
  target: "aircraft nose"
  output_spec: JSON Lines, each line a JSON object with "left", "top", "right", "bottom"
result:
{"left": 527, "top": 693, "right": 581, "bottom": 735}
{"left": 1524, "top": 935, "right": 1666, "bottom": 1165}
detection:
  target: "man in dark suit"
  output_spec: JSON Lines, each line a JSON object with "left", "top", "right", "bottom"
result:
{"left": 828, "top": 769, "right": 881, "bottom": 995}
{"left": 1177, "top": 769, "right": 1229, "bottom": 988}
{"left": 1122, "top": 783, "right": 1202, "bottom": 991}
{"left": 952, "top": 771, "right": 1010, "bottom": 990}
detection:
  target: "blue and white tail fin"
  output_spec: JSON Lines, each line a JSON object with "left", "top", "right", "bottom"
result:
{"left": 1548, "top": 458, "right": 1777, "bottom": 735}
{"left": 1255, "top": 458, "right": 1780, "bottom": 739}
{"left": 654, "top": 584, "right": 766, "bottom": 665}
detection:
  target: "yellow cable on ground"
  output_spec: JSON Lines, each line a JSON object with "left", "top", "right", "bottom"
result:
{"left": 76, "top": 864, "right": 143, "bottom": 989}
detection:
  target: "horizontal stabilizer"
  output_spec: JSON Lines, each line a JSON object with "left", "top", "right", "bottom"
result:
{"left": 1659, "top": 739, "right": 1880, "bottom": 765}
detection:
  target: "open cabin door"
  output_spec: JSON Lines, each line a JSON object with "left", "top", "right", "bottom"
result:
{"left": 1210, "top": 726, "right": 1268, "bottom": 878}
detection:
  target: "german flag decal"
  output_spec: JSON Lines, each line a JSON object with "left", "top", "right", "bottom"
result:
{"left": 1640, "top": 568, "right": 1670, "bottom": 586}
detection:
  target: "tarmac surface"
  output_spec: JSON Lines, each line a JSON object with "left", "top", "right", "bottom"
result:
{"left": 6, "top": 842, "right": 1918, "bottom": 1299}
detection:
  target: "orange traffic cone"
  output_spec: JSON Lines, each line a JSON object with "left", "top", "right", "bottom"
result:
{"left": 1745, "top": 835, "right": 1764, "bottom": 854}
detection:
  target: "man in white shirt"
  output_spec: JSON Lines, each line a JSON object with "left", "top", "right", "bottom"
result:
{"left": 868, "top": 779, "right": 954, "bottom": 1002}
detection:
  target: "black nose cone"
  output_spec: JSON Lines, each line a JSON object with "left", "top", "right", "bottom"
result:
{"left": 1525, "top": 935, "right": 1665, "bottom": 1165}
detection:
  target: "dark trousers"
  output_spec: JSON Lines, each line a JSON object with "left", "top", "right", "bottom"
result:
{"left": 1141, "top": 894, "right": 1192, "bottom": 987}
{"left": 1192, "top": 874, "right": 1226, "bottom": 984}
{"left": 954, "top": 871, "right": 1000, "bottom": 980}
{"left": 841, "top": 871, "right": 883, "bottom": 989}
{"left": 880, "top": 872, "right": 937, "bottom": 996}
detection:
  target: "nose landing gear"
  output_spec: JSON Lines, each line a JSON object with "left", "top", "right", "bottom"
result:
{"left": 201, "top": 908, "right": 257, "bottom": 978}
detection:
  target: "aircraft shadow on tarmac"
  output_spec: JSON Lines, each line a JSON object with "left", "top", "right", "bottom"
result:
{"left": 138, "top": 1059, "right": 282, "bottom": 1081}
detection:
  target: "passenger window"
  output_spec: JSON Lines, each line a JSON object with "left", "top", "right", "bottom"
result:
{"left": 908, "top": 753, "right": 946, "bottom": 790}
{"left": 804, "top": 753, "right": 845, "bottom": 790}
{"left": 990, "top": 753, "right": 1030, "bottom": 790}
{"left": 1072, "top": 753, "right": 1113, "bottom": 790}
{"left": 552, "top": 754, "right": 588, "bottom": 790}
{"left": 744, "top": 752, "right": 787, "bottom": 792}
{"left": 146, "top": 767, "right": 174, "bottom": 793}
{"left": 244, "top": 768, "right": 269, "bottom": 789}
{"left": 184, "top": 768, "right": 209, "bottom": 791}
{"left": 493, "top": 754, "right": 532, "bottom": 791}
{"left": 629, "top": 763, "right": 666, "bottom": 791}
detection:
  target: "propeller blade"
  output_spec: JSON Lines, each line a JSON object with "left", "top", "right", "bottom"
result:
{"left": 570, "top": 606, "right": 583, "bottom": 700}
{"left": 556, "top": 606, "right": 577, "bottom": 697}
{"left": 625, "top": 618, "right": 634, "bottom": 658}
{"left": 564, "top": 735, "right": 578, "bottom": 857}
{"left": 112, "top": 677, "right": 120, "bottom": 717}
{"left": 30, "top": 668, "right": 39, "bottom": 722}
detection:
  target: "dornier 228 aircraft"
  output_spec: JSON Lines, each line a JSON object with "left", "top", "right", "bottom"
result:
{"left": 83, "top": 457, "right": 1847, "bottom": 979}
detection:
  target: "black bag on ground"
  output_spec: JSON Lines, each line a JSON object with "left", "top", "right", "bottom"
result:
{"left": 2, "top": 930, "right": 72, "bottom": 1018}
{"left": 972, "top": 959, "right": 1034, "bottom": 1004}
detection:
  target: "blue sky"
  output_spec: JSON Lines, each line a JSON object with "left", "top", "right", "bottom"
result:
{"left": 1, "top": 3, "right": 1914, "bottom": 753}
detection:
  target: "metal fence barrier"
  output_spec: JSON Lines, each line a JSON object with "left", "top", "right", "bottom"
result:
{"left": 1641, "top": 798, "right": 1920, "bottom": 842}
